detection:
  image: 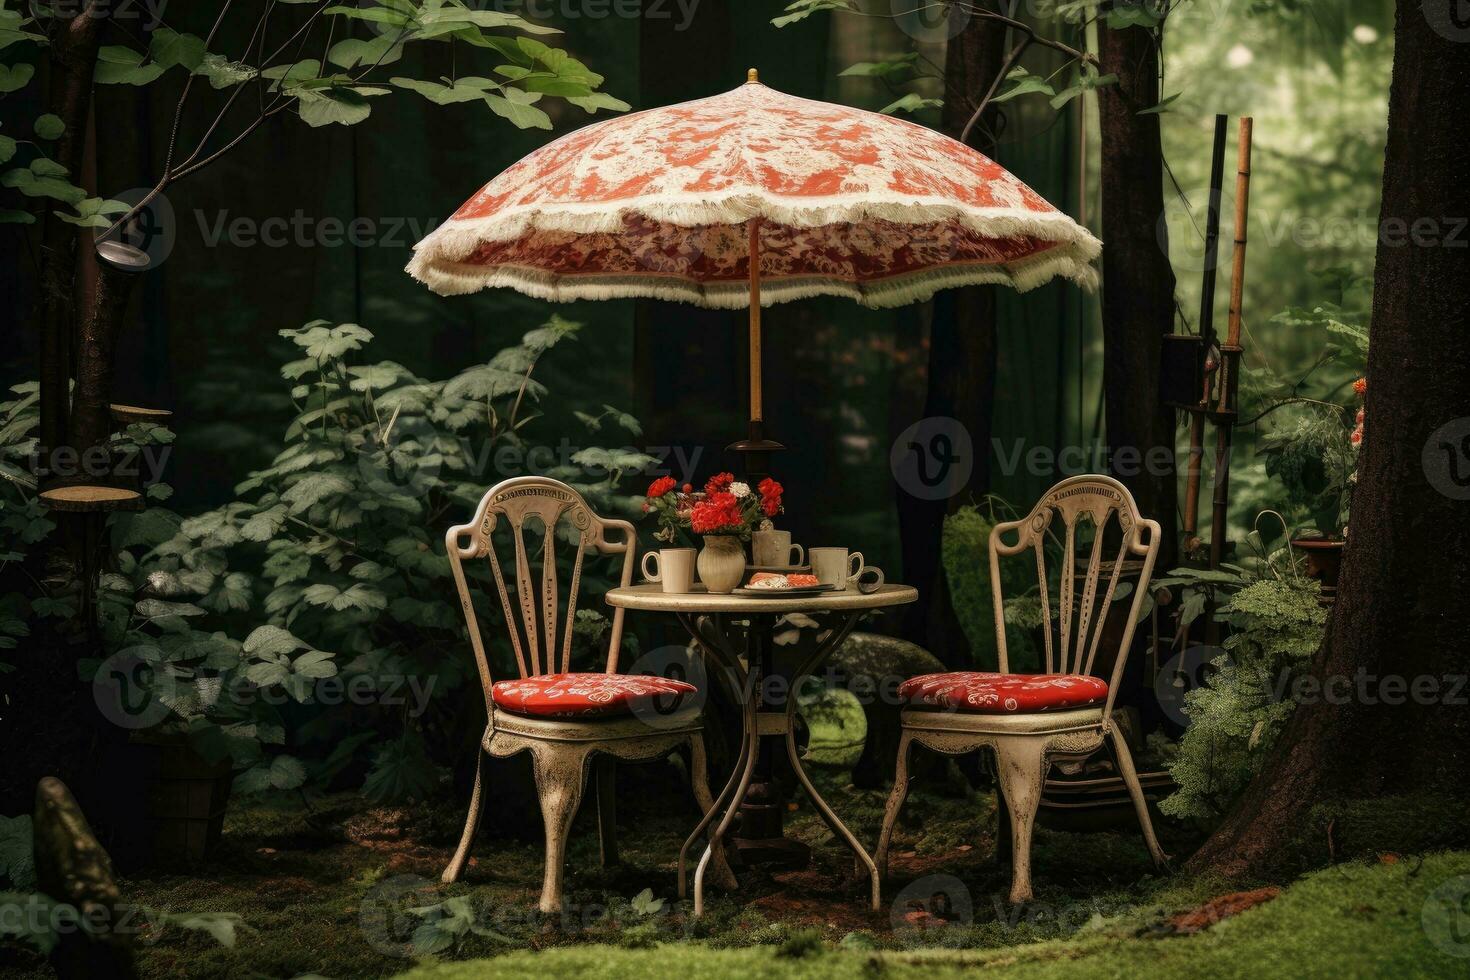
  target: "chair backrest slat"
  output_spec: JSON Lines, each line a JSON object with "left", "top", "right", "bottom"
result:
{"left": 444, "top": 477, "right": 637, "bottom": 717}
{"left": 560, "top": 535, "right": 587, "bottom": 674}
{"left": 985, "top": 475, "right": 1161, "bottom": 723}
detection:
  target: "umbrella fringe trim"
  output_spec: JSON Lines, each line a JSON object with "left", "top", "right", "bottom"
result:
{"left": 410, "top": 198, "right": 1101, "bottom": 258}
{"left": 405, "top": 243, "right": 1098, "bottom": 308}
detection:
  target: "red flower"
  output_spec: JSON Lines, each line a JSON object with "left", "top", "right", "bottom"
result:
{"left": 691, "top": 491, "right": 743, "bottom": 534}
{"left": 704, "top": 472, "right": 735, "bottom": 496}
{"left": 758, "top": 477, "right": 783, "bottom": 517}
{"left": 647, "top": 476, "right": 677, "bottom": 499}
{"left": 1352, "top": 377, "right": 1367, "bottom": 397}
{"left": 681, "top": 483, "right": 693, "bottom": 494}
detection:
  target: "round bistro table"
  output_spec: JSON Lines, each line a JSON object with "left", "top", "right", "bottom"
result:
{"left": 604, "top": 583, "right": 918, "bottom": 915}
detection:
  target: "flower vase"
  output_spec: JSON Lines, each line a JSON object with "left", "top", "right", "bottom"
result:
{"left": 697, "top": 534, "right": 746, "bottom": 594}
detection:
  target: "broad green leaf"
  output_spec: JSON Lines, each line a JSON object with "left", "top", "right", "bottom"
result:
{"left": 0, "top": 209, "right": 34, "bottom": 224}
{"left": 244, "top": 624, "right": 304, "bottom": 658}
{"left": 149, "top": 28, "right": 206, "bottom": 71}
{"left": 326, "top": 35, "right": 404, "bottom": 70}
{"left": 298, "top": 88, "right": 375, "bottom": 128}
{"left": 1138, "top": 92, "right": 1182, "bottom": 115}
{"left": 389, "top": 76, "right": 497, "bottom": 105}
{"left": 484, "top": 91, "right": 552, "bottom": 130}
{"left": 33, "top": 114, "right": 64, "bottom": 140}
{"left": 838, "top": 55, "right": 919, "bottom": 81}
{"left": 879, "top": 93, "right": 941, "bottom": 116}
{"left": 993, "top": 75, "right": 1056, "bottom": 104}
{"left": 0, "top": 62, "right": 33, "bottom": 93}
{"left": 566, "top": 92, "right": 630, "bottom": 115}
{"left": 0, "top": 135, "right": 15, "bottom": 164}
{"left": 194, "top": 53, "right": 257, "bottom": 89}
{"left": 282, "top": 472, "right": 353, "bottom": 512}
{"left": 771, "top": 0, "right": 855, "bottom": 29}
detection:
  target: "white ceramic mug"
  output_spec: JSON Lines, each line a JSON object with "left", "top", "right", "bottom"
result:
{"left": 810, "top": 547, "right": 863, "bottom": 589}
{"left": 642, "top": 547, "right": 695, "bottom": 594}
{"left": 752, "top": 529, "right": 805, "bottom": 568}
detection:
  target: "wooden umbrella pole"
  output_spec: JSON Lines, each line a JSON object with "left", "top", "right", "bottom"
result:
{"left": 749, "top": 216, "right": 763, "bottom": 423}
{"left": 1209, "top": 117, "right": 1253, "bottom": 571}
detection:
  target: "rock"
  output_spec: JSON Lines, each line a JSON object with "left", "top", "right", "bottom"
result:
{"left": 32, "top": 777, "right": 137, "bottom": 980}
{"left": 825, "top": 633, "right": 946, "bottom": 789}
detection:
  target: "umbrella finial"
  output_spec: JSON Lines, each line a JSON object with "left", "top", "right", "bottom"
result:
{"left": 747, "top": 68, "right": 760, "bottom": 85}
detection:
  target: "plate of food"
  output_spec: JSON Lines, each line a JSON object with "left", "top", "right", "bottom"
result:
{"left": 733, "top": 573, "right": 839, "bottom": 597}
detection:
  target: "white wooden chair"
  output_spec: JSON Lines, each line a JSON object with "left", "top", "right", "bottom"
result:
{"left": 876, "top": 475, "right": 1169, "bottom": 903}
{"left": 441, "top": 476, "right": 726, "bottom": 912}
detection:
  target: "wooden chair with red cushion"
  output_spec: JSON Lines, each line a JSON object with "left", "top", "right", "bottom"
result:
{"left": 876, "top": 474, "right": 1170, "bottom": 903}
{"left": 441, "top": 476, "right": 728, "bottom": 912}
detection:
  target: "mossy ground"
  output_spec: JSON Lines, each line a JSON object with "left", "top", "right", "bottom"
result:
{"left": 6, "top": 733, "right": 1466, "bottom": 978}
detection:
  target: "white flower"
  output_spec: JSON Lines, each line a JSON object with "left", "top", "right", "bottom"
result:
{"left": 729, "top": 482, "right": 751, "bottom": 498}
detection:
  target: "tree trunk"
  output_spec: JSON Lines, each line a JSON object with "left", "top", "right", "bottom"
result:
{"left": 896, "top": 14, "right": 1005, "bottom": 666}
{"left": 1097, "top": 21, "right": 1178, "bottom": 568}
{"left": 36, "top": 8, "right": 105, "bottom": 461}
{"left": 68, "top": 260, "right": 137, "bottom": 464}
{"left": 1188, "top": 1, "right": 1470, "bottom": 878}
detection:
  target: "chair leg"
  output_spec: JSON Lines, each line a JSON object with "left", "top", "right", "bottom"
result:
{"left": 595, "top": 756, "right": 618, "bottom": 868}
{"left": 442, "top": 745, "right": 486, "bottom": 884}
{"left": 875, "top": 730, "right": 915, "bottom": 883}
{"left": 685, "top": 732, "right": 737, "bottom": 894}
{"left": 1107, "top": 724, "right": 1170, "bottom": 868}
{"left": 531, "top": 744, "right": 590, "bottom": 914}
{"left": 994, "top": 737, "right": 1047, "bottom": 904}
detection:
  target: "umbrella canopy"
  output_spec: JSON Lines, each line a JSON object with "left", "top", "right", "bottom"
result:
{"left": 407, "top": 73, "right": 1099, "bottom": 308}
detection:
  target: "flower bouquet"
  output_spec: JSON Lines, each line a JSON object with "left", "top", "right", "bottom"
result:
{"left": 643, "top": 473, "right": 786, "bottom": 593}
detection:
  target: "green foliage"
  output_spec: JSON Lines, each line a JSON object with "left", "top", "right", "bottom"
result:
{"left": 94, "top": 316, "right": 644, "bottom": 803}
{"left": 0, "top": 2, "right": 625, "bottom": 231}
{"left": 1160, "top": 573, "right": 1327, "bottom": 821}
{"left": 941, "top": 499, "right": 1041, "bottom": 672}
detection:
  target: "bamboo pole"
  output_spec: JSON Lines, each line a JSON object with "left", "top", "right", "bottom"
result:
{"left": 748, "top": 216, "right": 763, "bottom": 424}
{"left": 1209, "top": 117, "right": 1253, "bottom": 571}
{"left": 1182, "top": 115, "right": 1230, "bottom": 546}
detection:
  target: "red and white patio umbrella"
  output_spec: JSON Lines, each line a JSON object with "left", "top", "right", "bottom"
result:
{"left": 408, "top": 71, "right": 1098, "bottom": 436}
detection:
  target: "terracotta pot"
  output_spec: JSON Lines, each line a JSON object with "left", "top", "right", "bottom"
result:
{"left": 697, "top": 534, "right": 746, "bottom": 593}
{"left": 1291, "top": 538, "right": 1345, "bottom": 590}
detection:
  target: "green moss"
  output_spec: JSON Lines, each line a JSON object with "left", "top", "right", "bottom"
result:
{"left": 394, "top": 852, "right": 1470, "bottom": 979}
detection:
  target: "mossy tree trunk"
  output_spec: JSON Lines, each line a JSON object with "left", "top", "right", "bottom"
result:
{"left": 1097, "top": 19, "right": 1178, "bottom": 570}
{"left": 897, "top": 14, "right": 1005, "bottom": 666}
{"left": 1188, "top": 1, "right": 1470, "bottom": 878}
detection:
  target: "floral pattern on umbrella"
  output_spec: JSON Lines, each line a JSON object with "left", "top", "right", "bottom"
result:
{"left": 409, "top": 80, "right": 1100, "bottom": 307}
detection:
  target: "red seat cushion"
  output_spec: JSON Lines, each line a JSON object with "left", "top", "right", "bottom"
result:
{"left": 898, "top": 671, "right": 1108, "bottom": 714}
{"left": 491, "top": 672, "right": 698, "bottom": 719}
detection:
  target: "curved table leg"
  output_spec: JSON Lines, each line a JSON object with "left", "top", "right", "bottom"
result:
{"left": 677, "top": 612, "right": 754, "bottom": 909}
{"left": 783, "top": 611, "right": 881, "bottom": 910}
